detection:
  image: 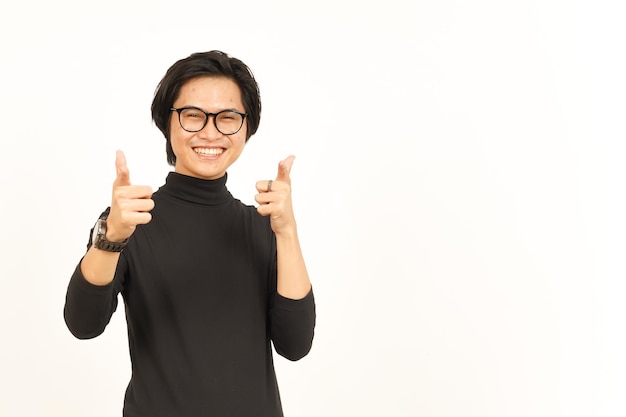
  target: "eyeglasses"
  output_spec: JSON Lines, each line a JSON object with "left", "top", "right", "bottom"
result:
{"left": 170, "top": 107, "right": 247, "bottom": 135}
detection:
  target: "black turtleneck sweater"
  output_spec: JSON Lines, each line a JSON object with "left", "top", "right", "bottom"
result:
{"left": 64, "top": 172, "right": 316, "bottom": 417}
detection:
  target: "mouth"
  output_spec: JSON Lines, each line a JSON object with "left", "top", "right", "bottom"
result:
{"left": 193, "top": 147, "right": 224, "bottom": 156}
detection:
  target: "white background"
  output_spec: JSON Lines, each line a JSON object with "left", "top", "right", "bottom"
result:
{"left": 1, "top": 1, "right": 624, "bottom": 416}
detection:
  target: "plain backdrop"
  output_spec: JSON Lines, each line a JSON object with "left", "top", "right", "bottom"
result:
{"left": 1, "top": 1, "right": 624, "bottom": 416}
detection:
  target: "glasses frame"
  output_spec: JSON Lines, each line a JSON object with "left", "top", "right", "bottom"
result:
{"left": 170, "top": 107, "right": 248, "bottom": 135}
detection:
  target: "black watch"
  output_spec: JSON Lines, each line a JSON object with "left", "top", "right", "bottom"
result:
{"left": 92, "top": 213, "right": 128, "bottom": 252}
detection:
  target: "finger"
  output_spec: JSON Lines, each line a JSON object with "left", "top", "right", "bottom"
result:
{"left": 255, "top": 180, "right": 275, "bottom": 193}
{"left": 256, "top": 204, "right": 272, "bottom": 217}
{"left": 114, "top": 150, "right": 131, "bottom": 187}
{"left": 275, "top": 155, "right": 295, "bottom": 183}
{"left": 118, "top": 211, "right": 153, "bottom": 226}
{"left": 254, "top": 192, "right": 272, "bottom": 205}
{"left": 113, "top": 185, "right": 154, "bottom": 200}
{"left": 116, "top": 198, "right": 155, "bottom": 213}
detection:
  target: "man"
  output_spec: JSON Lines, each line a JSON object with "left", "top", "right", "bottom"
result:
{"left": 64, "top": 50, "right": 316, "bottom": 417}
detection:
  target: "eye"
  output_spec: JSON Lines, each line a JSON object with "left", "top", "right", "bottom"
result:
{"left": 187, "top": 111, "right": 204, "bottom": 119}
{"left": 218, "top": 111, "right": 239, "bottom": 121}
{"left": 181, "top": 108, "right": 205, "bottom": 119}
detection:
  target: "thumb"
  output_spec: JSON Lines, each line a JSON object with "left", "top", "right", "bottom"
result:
{"left": 114, "top": 150, "right": 131, "bottom": 186}
{"left": 275, "top": 155, "right": 295, "bottom": 183}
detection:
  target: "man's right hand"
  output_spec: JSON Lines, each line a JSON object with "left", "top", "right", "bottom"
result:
{"left": 106, "top": 150, "right": 155, "bottom": 242}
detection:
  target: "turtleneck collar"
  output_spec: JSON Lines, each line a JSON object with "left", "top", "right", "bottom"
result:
{"left": 158, "top": 171, "right": 233, "bottom": 206}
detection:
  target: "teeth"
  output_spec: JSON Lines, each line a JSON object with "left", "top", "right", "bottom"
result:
{"left": 195, "top": 148, "right": 223, "bottom": 156}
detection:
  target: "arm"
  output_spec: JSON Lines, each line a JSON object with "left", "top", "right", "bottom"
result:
{"left": 275, "top": 222, "right": 311, "bottom": 299}
{"left": 64, "top": 212, "right": 136, "bottom": 339}
{"left": 64, "top": 210, "right": 125, "bottom": 339}
{"left": 256, "top": 155, "right": 311, "bottom": 299}
{"left": 64, "top": 151, "right": 154, "bottom": 338}
{"left": 270, "top": 287, "right": 316, "bottom": 361}
{"left": 271, "top": 205, "right": 315, "bottom": 360}
{"left": 80, "top": 244, "right": 124, "bottom": 286}
{"left": 64, "top": 260, "right": 120, "bottom": 339}
{"left": 256, "top": 156, "right": 315, "bottom": 360}
{"left": 81, "top": 150, "right": 153, "bottom": 286}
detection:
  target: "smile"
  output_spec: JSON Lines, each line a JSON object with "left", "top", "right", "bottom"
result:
{"left": 194, "top": 147, "right": 224, "bottom": 156}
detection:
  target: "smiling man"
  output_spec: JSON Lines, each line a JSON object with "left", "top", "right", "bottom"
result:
{"left": 63, "top": 50, "right": 316, "bottom": 417}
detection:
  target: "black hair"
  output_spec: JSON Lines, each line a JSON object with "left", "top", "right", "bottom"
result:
{"left": 151, "top": 50, "right": 261, "bottom": 165}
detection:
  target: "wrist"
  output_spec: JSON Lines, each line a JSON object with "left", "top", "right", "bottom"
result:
{"left": 274, "top": 225, "right": 298, "bottom": 239}
{"left": 92, "top": 215, "right": 128, "bottom": 252}
{"left": 105, "top": 227, "right": 130, "bottom": 243}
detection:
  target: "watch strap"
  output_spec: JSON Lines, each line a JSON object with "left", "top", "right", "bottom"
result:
{"left": 94, "top": 237, "right": 127, "bottom": 252}
{"left": 93, "top": 215, "right": 128, "bottom": 252}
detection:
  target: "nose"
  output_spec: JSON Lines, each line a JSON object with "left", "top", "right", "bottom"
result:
{"left": 197, "top": 116, "right": 222, "bottom": 139}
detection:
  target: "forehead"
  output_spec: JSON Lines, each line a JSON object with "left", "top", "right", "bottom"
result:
{"left": 175, "top": 76, "right": 243, "bottom": 110}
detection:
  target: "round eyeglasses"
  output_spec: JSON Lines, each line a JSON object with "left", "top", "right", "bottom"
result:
{"left": 170, "top": 107, "right": 247, "bottom": 135}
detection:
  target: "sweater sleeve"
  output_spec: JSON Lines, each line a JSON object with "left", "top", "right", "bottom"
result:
{"left": 63, "top": 261, "right": 121, "bottom": 340}
{"left": 269, "top": 288, "right": 316, "bottom": 361}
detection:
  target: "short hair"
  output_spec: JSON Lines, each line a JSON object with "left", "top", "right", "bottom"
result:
{"left": 151, "top": 50, "right": 262, "bottom": 166}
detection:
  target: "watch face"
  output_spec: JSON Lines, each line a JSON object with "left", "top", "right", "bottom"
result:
{"left": 92, "top": 219, "right": 104, "bottom": 245}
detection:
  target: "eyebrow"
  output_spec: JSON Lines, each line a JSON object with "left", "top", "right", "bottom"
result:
{"left": 177, "top": 105, "right": 244, "bottom": 113}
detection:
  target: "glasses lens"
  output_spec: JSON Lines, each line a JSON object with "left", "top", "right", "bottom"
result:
{"left": 179, "top": 108, "right": 207, "bottom": 132}
{"left": 216, "top": 111, "right": 244, "bottom": 135}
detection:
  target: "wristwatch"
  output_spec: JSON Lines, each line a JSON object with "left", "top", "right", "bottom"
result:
{"left": 92, "top": 213, "right": 128, "bottom": 252}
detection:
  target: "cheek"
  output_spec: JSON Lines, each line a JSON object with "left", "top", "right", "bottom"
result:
{"left": 170, "top": 125, "right": 192, "bottom": 148}
{"left": 169, "top": 133, "right": 190, "bottom": 161}
{"left": 232, "top": 134, "right": 247, "bottom": 151}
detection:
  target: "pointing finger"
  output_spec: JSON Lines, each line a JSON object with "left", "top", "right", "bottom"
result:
{"left": 275, "top": 155, "right": 295, "bottom": 183}
{"left": 115, "top": 150, "right": 131, "bottom": 186}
